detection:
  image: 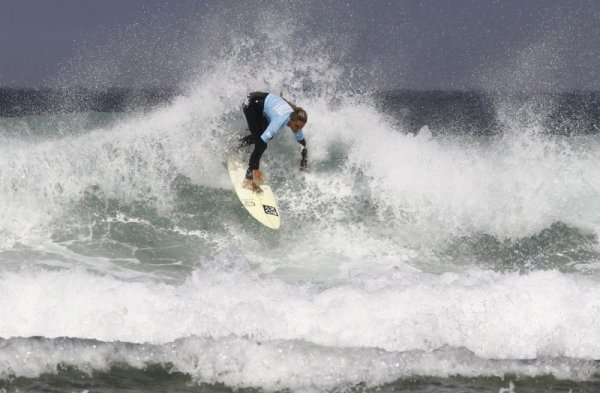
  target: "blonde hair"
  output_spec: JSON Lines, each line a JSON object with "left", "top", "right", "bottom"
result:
{"left": 280, "top": 92, "right": 308, "bottom": 124}
{"left": 291, "top": 107, "right": 307, "bottom": 123}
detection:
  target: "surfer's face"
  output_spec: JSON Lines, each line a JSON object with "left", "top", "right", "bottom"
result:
{"left": 289, "top": 119, "right": 306, "bottom": 132}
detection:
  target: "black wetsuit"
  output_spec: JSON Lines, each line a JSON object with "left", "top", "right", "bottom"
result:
{"left": 239, "top": 92, "right": 307, "bottom": 179}
{"left": 239, "top": 92, "right": 269, "bottom": 176}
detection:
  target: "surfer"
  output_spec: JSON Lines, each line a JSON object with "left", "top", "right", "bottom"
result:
{"left": 239, "top": 92, "right": 308, "bottom": 191}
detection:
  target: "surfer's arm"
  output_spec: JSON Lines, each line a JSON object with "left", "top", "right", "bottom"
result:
{"left": 260, "top": 116, "right": 288, "bottom": 142}
{"left": 297, "top": 138, "right": 308, "bottom": 171}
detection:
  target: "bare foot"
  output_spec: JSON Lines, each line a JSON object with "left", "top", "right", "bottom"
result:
{"left": 252, "top": 170, "right": 265, "bottom": 185}
{"left": 242, "top": 179, "right": 254, "bottom": 190}
{"left": 242, "top": 179, "right": 263, "bottom": 193}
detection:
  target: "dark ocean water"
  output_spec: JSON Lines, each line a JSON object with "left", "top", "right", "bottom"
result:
{"left": 0, "top": 87, "right": 180, "bottom": 117}
{"left": 4, "top": 87, "right": 600, "bottom": 137}
{"left": 376, "top": 90, "right": 600, "bottom": 136}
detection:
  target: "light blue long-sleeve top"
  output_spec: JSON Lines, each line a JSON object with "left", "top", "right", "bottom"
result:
{"left": 260, "top": 93, "right": 305, "bottom": 143}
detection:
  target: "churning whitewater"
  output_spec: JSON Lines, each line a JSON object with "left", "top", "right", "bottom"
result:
{"left": 2, "top": 13, "right": 600, "bottom": 393}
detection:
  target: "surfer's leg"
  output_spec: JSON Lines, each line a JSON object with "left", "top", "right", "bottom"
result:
{"left": 242, "top": 93, "right": 268, "bottom": 135}
{"left": 240, "top": 92, "right": 269, "bottom": 182}
{"left": 238, "top": 97, "right": 266, "bottom": 150}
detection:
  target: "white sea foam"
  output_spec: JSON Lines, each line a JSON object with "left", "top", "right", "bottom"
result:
{"left": 338, "top": 107, "right": 600, "bottom": 241}
{"left": 1, "top": 266, "right": 600, "bottom": 359}
{"left": 0, "top": 265, "right": 600, "bottom": 389}
{"left": 0, "top": 336, "right": 596, "bottom": 391}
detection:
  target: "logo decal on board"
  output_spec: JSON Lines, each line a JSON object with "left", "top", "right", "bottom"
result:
{"left": 243, "top": 199, "right": 256, "bottom": 207}
{"left": 263, "top": 205, "right": 278, "bottom": 216}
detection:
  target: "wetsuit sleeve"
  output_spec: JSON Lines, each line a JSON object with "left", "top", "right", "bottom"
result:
{"left": 261, "top": 116, "right": 289, "bottom": 142}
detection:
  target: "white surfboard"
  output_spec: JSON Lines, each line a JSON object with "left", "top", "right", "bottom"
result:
{"left": 227, "top": 160, "right": 281, "bottom": 230}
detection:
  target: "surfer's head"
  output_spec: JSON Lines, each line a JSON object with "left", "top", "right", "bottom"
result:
{"left": 289, "top": 107, "right": 307, "bottom": 131}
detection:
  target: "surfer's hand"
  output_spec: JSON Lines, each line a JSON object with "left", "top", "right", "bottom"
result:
{"left": 299, "top": 164, "right": 308, "bottom": 171}
{"left": 299, "top": 146, "right": 308, "bottom": 170}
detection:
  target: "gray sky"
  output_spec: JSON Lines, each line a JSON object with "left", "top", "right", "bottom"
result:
{"left": 1, "top": 0, "right": 598, "bottom": 90}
